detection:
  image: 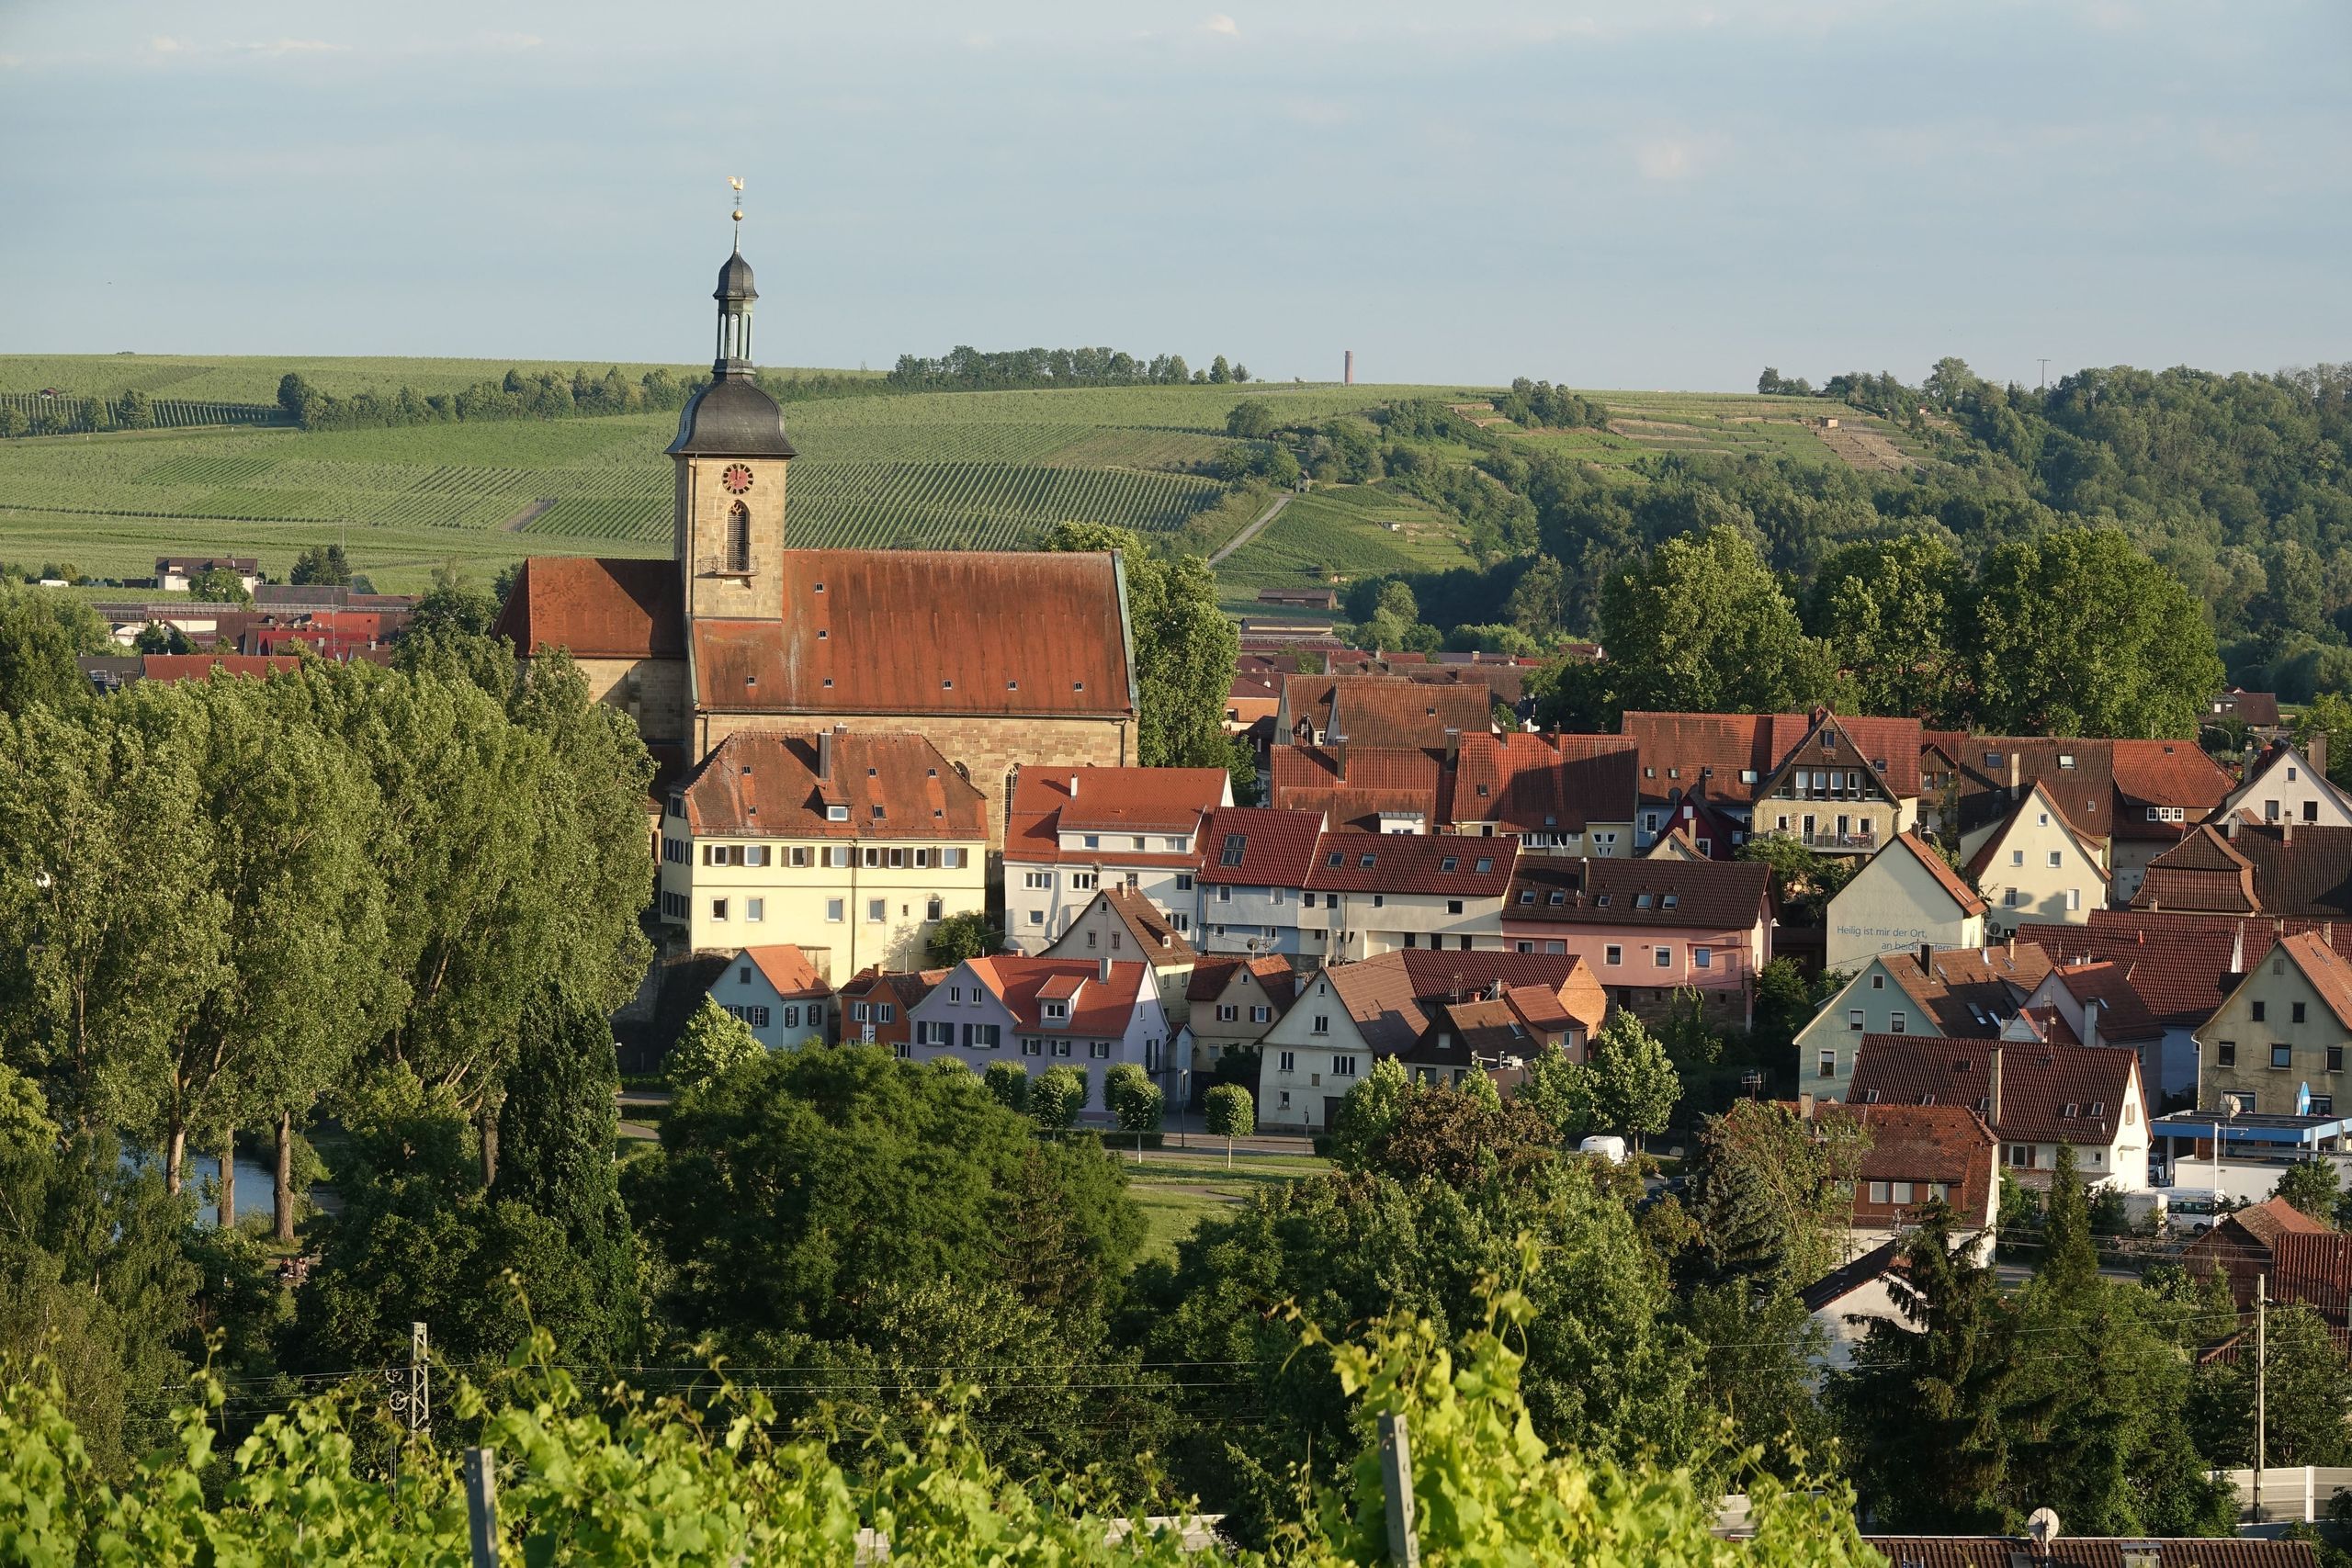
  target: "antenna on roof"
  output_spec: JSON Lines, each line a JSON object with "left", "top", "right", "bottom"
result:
{"left": 728, "top": 175, "right": 744, "bottom": 252}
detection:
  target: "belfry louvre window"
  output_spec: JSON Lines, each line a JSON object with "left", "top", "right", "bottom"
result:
{"left": 726, "top": 501, "right": 752, "bottom": 572}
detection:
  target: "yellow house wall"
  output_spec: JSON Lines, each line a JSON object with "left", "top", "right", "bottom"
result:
{"left": 656, "top": 834, "right": 987, "bottom": 973}
{"left": 1975, "top": 808, "right": 2108, "bottom": 936}
{"left": 1826, "top": 843, "right": 1987, "bottom": 973}
{"left": 2196, "top": 958, "right": 2352, "bottom": 1115}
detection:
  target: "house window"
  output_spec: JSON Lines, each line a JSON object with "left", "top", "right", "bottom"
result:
{"left": 1251, "top": 1005, "right": 1271, "bottom": 1023}
{"left": 2330, "top": 1046, "right": 2345, "bottom": 1074}
{"left": 1891, "top": 1180, "right": 1915, "bottom": 1204}
{"left": 2065, "top": 888, "right": 2081, "bottom": 912}
{"left": 2048, "top": 850, "right": 2063, "bottom": 868}
{"left": 1818, "top": 1048, "right": 1838, "bottom": 1077}
{"left": 1216, "top": 1004, "right": 1238, "bottom": 1022}
{"left": 2253, "top": 1000, "right": 2267, "bottom": 1022}
{"left": 1447, "top": 899, "right": 1464, "bottom": 915}
{"left": 2010, "top": 849, "right": 2024, "bottom": 867}
{"left": 2007, "top": 1145, "right": 2035, "bottom": 1168}
{"left": 1312, "top": 1015, "right": 1330, "bottom": 1035}
{"left": 740, "top": 965, "right": 752, "bottom": 985}
{"left": 1891, "top": 1011, "right": 1906, "bottom": 1034}
{"left": 789, "top": 845, "right": 811, "bottom": 867}
{"left": 866, "top": 898, "right": 886, "bottom": 923}
{"left": 2217, "top": 1041, "right": 2236, "bottom": 1067}
{"left": 2293, "top": 1001, "right": 2308, "bottom": 1024}
{"left": 1693, "top": 947, "right": 1713, "bottom": 971}
{"left": 1177, "top": 874, "right": 1194, "bottom": 891}
{"left": 1279, "top": 1051, "right": 1296, "bottom": 1072}
{"left": 1331, "top": 1055, "right": 1359, "bottom": 1077}
{"left": 1043, "top": 1000, "right": 1069, "bottom": 1022}
{"left": 1021, "top": 1037, "right": 1042, "bottom": 1056}
{"left": 747, "top": 898, "right": 764, "bottom": 922}
{"left": 1090, "top": 1041, "right": 1111, "bottom": 1059}
{"left": 1028, "top": 909, "right": 1045, "bottom": 926}
{"left": 1653, "top": 946, "right": 1671, "bottom": 969}
{"left": 927, "top": 897, "right": 943, "bottom": 921}
{"left": 710, "top": 898, "right": 729, "bottom": 921}
{"left": 2273, "top": 1043, "right": 2293, "bottom": 1069}
{"left": 1607, "top": 946, "right": 1623, "bottom": 966}
{"left": 1871, "top": 974, "right": 1885, "bottom": 990}
{"left": 724, "top": 500, "right": 752, "bottom": 572}
{"left": 943, "top": 848, "right": 967, "bottom": 870}
{"left": 1868, "top": 1181, "right": 1889, "bottom": 1204}
{"left": 2317, "top": 1096, "right": 2337, "bottom": 1116}
{"left": 2003, "top": 888, "right": 2019, "bottom": 908}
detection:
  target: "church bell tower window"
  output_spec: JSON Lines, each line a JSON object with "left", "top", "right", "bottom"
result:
{"left": 726, "top": 501, "right": 752, "bottom": 574}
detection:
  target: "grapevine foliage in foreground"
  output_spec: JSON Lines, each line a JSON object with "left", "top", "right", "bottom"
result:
{"left": 0, "top": 1246, "right": 1880, "bottom": 1567}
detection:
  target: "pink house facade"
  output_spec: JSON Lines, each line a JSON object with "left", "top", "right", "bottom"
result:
{"left": 1498, "top": 856, "right": 1773, "bottom": 1026}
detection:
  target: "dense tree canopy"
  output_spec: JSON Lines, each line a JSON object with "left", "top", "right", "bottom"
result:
{"left": 1042, "top": 520, "right": 1238, "bottom": 769}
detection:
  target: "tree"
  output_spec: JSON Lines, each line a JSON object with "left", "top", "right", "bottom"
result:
{"left": 983, "top": 1059, "right": 1030, "bottom": 1113}
{"left": 623, "top": 1044, "right": 1138, "bottom": 1356}
{"left": 1585, "top": 1011, "right": 1679, "bottom": 1146}
{"left": 1357, "top": 1084, "right": 1557, "bottom": 1188}
{"left": 2190, "top": 1301, "right": 2352, "bottom": 1467}
{"left": 668, "top": 998, "right": 762, "bottom": 1097}
{"left": 1204, "top": 1083, "right": 1253, "bottom": 1167}
{"left": 1968, "top": 528, "right": 2222, "bottom": 739}
{"left": 2291, "top": 694, "right": 2352, "bottom": 791}
{"left": 1804, "top": 535, "right": 1962, "bottom": 719}
{"left": 926, "top": 909, "right": 999, "bottom": 965}
{"left": 1042, "top": 523, "right": 1238, "bottom": 770}
{"left": 1104, "top": 1061, "right": 1163, "bottom": 1138}
{"left": 1590, "top": 525, "right": 1836, "bottom": 722}
{"left": 1208, "top": 355, "right": 1231, "bottom": 384}
{"left": 187, "top": 567, "right": 252, "bottom": 605}
{"left": 290, "top": 543, "right": 353, "bottom": 587}
{"left": 1513, "top": 1042, "right": 1598, "bottom": 1144}
{"left": 1032, "top": 1063, "right": 1090, "bottom": 1132}
{"left": 1688, "top": 1100, "right": 1867, "bottom": 1292}
{"left": 0, "top": 584, "right": 108, "bottom": 718}
{"left": 1225, "top": 400, "right": 1277, "bottom": 440}
{"left": 1328, "top": 1056, "right": 1412, "bottom": 1170}
{"left": 130, "top": 621, "right": 190, "bottom": 655}
{"left": 2037, "top": 1141, "right": 2100, "bottom": 1300}
{"left": 492, "top": 988, "right": 642, "bottom": 1366}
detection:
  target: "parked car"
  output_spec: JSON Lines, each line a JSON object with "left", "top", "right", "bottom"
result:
{"left": 1577, "top": 1134, "right": 1628, "bottom": 1166}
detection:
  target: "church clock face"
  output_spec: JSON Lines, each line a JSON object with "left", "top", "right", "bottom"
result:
{"left": 721, "top": 463, "right": 754, "bottom": 494}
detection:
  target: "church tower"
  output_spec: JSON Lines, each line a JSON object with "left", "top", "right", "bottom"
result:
{"left": 668, "top": 221, "right": 797, "bottom": 624}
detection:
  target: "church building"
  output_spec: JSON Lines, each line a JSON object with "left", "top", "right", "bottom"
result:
{"left": 492, "top": 238, "right": 1140, "bottom": 844}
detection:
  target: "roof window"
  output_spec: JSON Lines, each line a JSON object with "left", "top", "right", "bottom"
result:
{"left": 2064, "top": 1101, "right": 2079, "bottom": 1118}
{"left": 1864, "top": 1089, "right": 1881, "bottom": 1104}
{"left": 871, "top": 806, "right": 886, "bottom": 819}
{"left": 1661, "top": 893, "right": 1679, "bottom": 909}
{"left": 1549, "top": 889, "right": 1566, "bottom": 906}
{"left": 1984, "top": 751, "right": 2000, "bottom": 767}
{"left": 816, "top": 629, "right": 828, "bottom": 640}
{"left": 1520, "top": 891, "right": 1536, "bottom": 905}
{"left": 1220, "top": 834, "right": 1246, "bottom": 867}
{"left": 1668, "top": 767, "right": 1679, "bottom": 780}
{"left": 1476, "top": 783, "right": 1490, "bottom": 796}
{"left": 942, "top": 679, "right": 954, "bottom": 690}
{"left": 1359, "top": 853, "right": 1376, "bottom": 868}
{"left": 1635, "top": 893, "right": 1654, "bottom": 909}
{"left": 1441, "top": 856, "right": 1458, "bottom": 872}
{"left": 813, "top": 581, "right": 824, "bottom": 592}
{"left": 1074, "top": 682, "right": 1085, "bottom": 691}
{"left": 1595, "top": 893, "right": 1611, "bottom": 908}
{"left": 2059, "top": 753, "right": 2075, "bottom": 769}
{"left": 2090, "top": 1100, "right": 2106, "bottom": 1118}
{"left": 1544, "top": 814, "right": 1557, "bottom": 826}
{"left": 1475, "top": 857, "right": 1492, "bottom": 873}
{"left": 826, "top": 805, "right": 849, "bottom": 822}
{"left": 1007, "top": 681, "right": 1018, "bottom": 691}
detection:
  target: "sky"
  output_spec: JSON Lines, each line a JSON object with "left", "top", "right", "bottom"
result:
{"left": 2, "top": 0, "right": 2347, "bottom": 390}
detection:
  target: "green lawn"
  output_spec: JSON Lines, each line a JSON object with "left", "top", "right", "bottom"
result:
{"left": 1122, "top": 1149, "right": 1332, "bottom": 1266}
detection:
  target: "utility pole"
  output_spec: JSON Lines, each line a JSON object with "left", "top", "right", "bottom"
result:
{"left": 2255, "top": 1274, "right": 2267, "bottom": 1525}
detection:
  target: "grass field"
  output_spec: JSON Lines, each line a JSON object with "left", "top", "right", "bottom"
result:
{"left": 0, "top": 359, "right": 1936, "bottom": 593}
{"left": 1123, "top": 1149, "right": 1329, "bottom": 1265}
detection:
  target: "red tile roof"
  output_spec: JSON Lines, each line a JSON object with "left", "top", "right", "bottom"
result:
{"left": 2111, "top": 739, "right": 2234, "bottom": 841}
{"left": 2268, "top": 930, "right": 2352, "bottom": 1032}
{"left": 2015, "top": 911, "right": 2305, "bottom": 1028}
{"left": 965, "top": 955, "right": 1151, "bottom": 1034}
{"left": 1283, "top": 675, "right": 1492, "bottom": 748}
{"left": 1825, "top": 1100, "right": 1999, "bottom": 1228}
{"left": 2047, "top": 960, "right": 2166, "bottom": 1044}
{"left": 135, "top": 654, "right": 310, "bottom": 682}
{"left": 691, "top": 549, "right": 1133, "bottom": 717}
{"left": 1949, "top": 737, "right": 2115, "bottom": 842}
{"left": 1963, "top": 779, "right": 2109, "bottom": 878}
{"left": 1268, "top": 745, "right": 1446, "bottom": 831}
{"left": 1303, "top": 833, "right": 1514, "bottom": 896}
{"left": 1184, "top": 953, "right": 1300, "bottom": 1007}
{"left": 1879, "top": 942, "right": 2054, "bottom": 1035}
{"left": 1887, "top": 829, "right": 1987, "bottom": 917}
{"left": 1450, "top": 731, "right": 1636, "bottom": 833}
{"left": 1505, "top": 856, "right": 1773, "bottom": 931}
{"left": 2136, "top": 822, "right": 2352, "bottom": 920}
{"left": 677, "top": 728, "right": 989, "bottom": 840}
{"left": 493, "top": 557, "right": 685, "bottom": 660}
{"left": 1622, "top": 710, "right": 1808, "bottom": 806}
{"left": 1196, "top": 807, "right": 1327, "bottom": 887}
{"left": 1848, "top": 1035, "right": 2140, "bottom": 1147}
{"left": 1009, "top": 766, "right": 1227, "bottom": 834}
{"left": 1083, "top": 887, "right": 1198, "bottom": 964}
{"left": 735, "top": 944, "right": 832, "bottom": 999}
{"left": 1311, "top": 949, "right": 1611, "bottom": 1055}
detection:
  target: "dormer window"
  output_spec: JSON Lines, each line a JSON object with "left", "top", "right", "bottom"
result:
{"left": 1043, "top": 1000, "right": 1069, "bottom": 1022}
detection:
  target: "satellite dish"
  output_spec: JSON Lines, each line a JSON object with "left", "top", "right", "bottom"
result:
{"left": 2026, "top": 1506, "right": 2062, "bottom": 1547}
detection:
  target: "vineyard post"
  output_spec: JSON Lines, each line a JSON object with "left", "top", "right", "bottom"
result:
{"left": 1378, "top": 1412, "right": 1420, "bottom": 1567}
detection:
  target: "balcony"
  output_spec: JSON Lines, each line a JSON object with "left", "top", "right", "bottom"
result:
{"left": 695, "top": 554, "right": 754, "bottom": 580}
{"left": 1762, "top": 825, "right": 1879, "bottom": 853}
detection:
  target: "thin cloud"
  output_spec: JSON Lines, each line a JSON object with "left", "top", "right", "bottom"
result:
{"left": 148, "top": 36, "right": 346, "bottom": 61}
{"left": 1630, "top": 133, "right": 1728, "bottom": 182}
{"left": 1204, "top": 14, "right": 1239, "bottom": 37}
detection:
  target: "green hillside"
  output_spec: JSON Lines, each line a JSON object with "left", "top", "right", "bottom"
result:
{"left": 0, "top": 359, "right": 1933, "bottom": 593}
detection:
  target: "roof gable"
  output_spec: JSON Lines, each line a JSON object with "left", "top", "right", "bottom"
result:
{"left": 679, "top": 728, "right": 989, "bottom": 839}
{"left": 493, "top": 557, "right": 685, "bottom": 660}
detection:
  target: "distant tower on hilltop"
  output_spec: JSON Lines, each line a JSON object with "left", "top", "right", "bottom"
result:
{"left": 1344, "top": 350, "right": 1354, "bottom": 386}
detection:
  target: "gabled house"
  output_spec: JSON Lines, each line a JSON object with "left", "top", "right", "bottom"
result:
{"left": 1255, "top": 950, "right": 1611, "bottom": 1131}
{"left": 2132, "top": 819, "right": 2352, "bottom": 919}
{"left": 707, "top": 944, "right": 835, "bottom": 1050}
{"left": 1826, "top": 829, "right": 1987, "bottom": 973}
{"left": 2211, "top": 687, "right": 2285, "bottom": 736}
{"left": 1623, "top": 709, "right": 1922, "bottom": 855}
{"left": 1445, "top": 731, "right": 1637, "bottom": 855}
{"left": 1965, "top": 779, "right": 2109, "bottom": 936}
{"left": 1274, "top": 674, "right": 1492, "bottom": 750}
{"left": 1298, "top": 834, "right": 1516, "bottom": 962}
{"left": 1195, "top": 806, "right": 1328, "bottom": 956}
{"left": 1182, "top": 954, "right": 1299, "bottom": 1075}
{"left": 1499, "top": 855, "right": 1773, "bottom": 1027}
{"left": 905, "top": 955, "right": 1170, "bottom": 1117}
{"left": 2195, "top": 930, "right": 2352, "bottom": 1119}
{"left": 2184, "top": 1195, "right": 2333, "bottom": 1311}
{"left": 1796, "top": 941, "right": 2053, "bottom": 1100}
{"left": 1002, "top": 765, "right": 1230, "bottom": 951}
{"left": 1936, "top": 736, "right": 2115, "bottom": 866}
{"left": 1413, "top": 967, "right": 1609, "bottom": 1087}
{"left": 1833, "top": 1100, "right": 2000, "bottom": 1248}
{"left": 1847, "top": 1035, "right": 2150, "bottom": 1190}
{"left": 1042, "top": 886, "right": 1198, "bottom": 1025}
{"left": 837, "top": 967, "right": 945, "bottom": 1055}
{"left": 2221, "top": 738, "right": 2352, "bottom": 830}
{"left": 2109, "top": 739, "right": 2235, "bottom": 900}
{"left": 1269, "top": 744, "right": 1447, "bottom": 834}
{"left": 2018, "top": 960, "right": 2171, "bottom": 1108}
{"left": 657, "top": 727, "right": 989, "bottom": 969}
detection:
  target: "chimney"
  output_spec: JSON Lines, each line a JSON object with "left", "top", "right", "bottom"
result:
{"left": 2007, "top": 750, "right": 2020, "bottom": 801}
{"left": 2082, "top": 999, "right": 2100, "bottom": 1051}
{"left": 816, "top": 728, "right": 834, "bottom": 781}
{"left": 1332, "top": 739, "right": 1349, "bottom": 781}
{"left": 2229, "top": 921, "right": 2245, "bottom": 975}
{"left": 1798, "top": 1091, "right": 1815, "bottom": 1121}
{"left": 2227, "top": 816, "right": 2240, "bottom": 841}
{"left": 2284, "top": 820, "right": 2295, "bottom": 845}
{"left": 1443, "top": 727, "right": 1461, "bottom": 767}
{"left": 1098, "top": 956, "right": 1113, "bottom": 985}
{"left": 1344, "top": 349, "right": 1355, "bottom": 386}
{"left": 1069, "top": 773, "right": 1079, "bottom": 798}
{"left": 1919, "top": 942, "right": 1934, "bottom": 973}
{"left": 1986, "top": 1044, "right": 2005, "bottom": 1129}
{"left": 2313, "top": 732, "right": 2330, "bottom": 780}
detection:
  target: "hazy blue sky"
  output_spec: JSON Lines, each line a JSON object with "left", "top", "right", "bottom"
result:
{"left": 3, "top": 1, "right": 2346, "bottom": 389}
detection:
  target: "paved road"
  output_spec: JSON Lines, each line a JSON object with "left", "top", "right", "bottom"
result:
{"left": 1207, "top": 491, "right": 1293, "bottom": 566}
